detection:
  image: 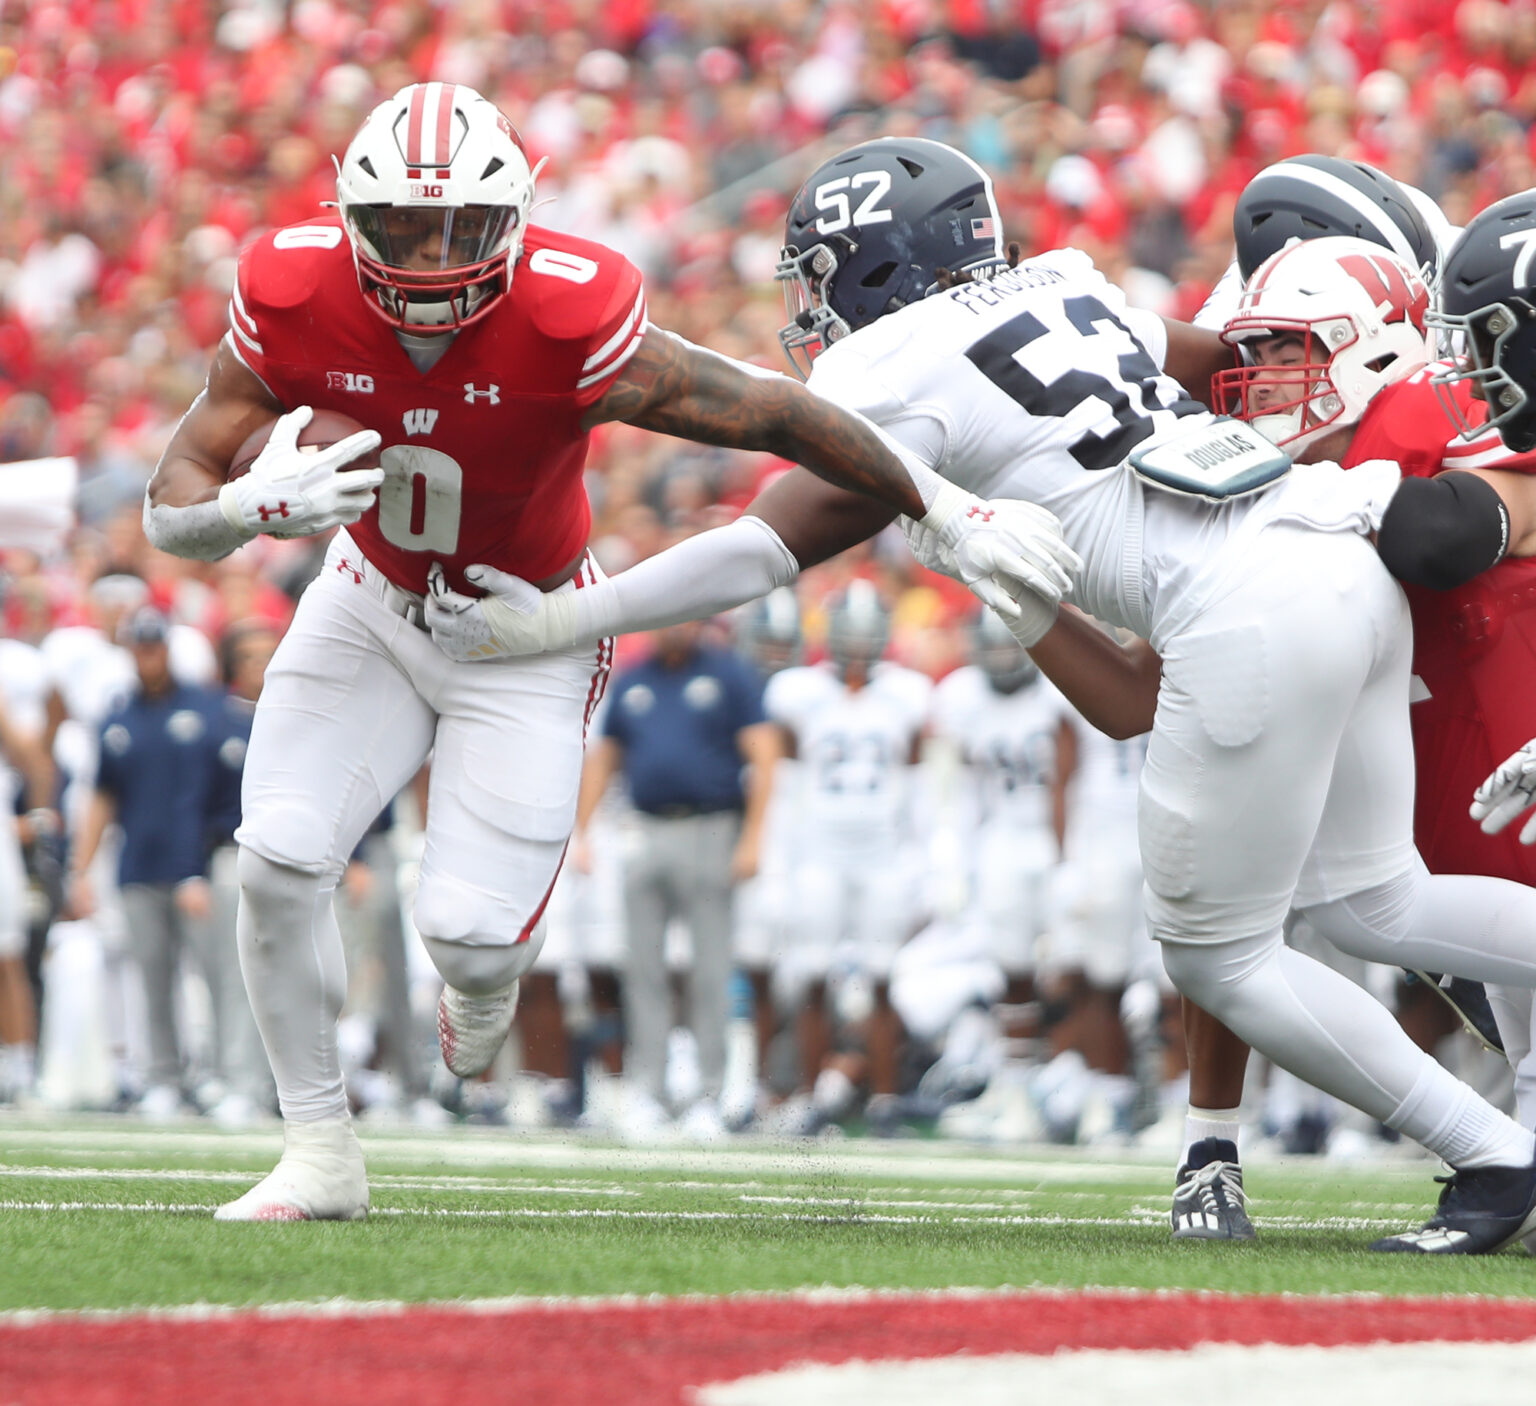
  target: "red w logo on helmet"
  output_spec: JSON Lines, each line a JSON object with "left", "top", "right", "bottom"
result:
{"left": 1337, "top": 252, "right": 1429, "bottom": 328}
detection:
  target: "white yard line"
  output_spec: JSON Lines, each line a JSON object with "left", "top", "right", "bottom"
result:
{"left": 0, "top": 1198, "right": 1409, "bottom": 1233}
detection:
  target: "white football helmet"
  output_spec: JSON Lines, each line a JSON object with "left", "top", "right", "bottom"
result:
{"left": 335, "top": 83, "right": 543, "bottom": 333}
{"left": 1212, "top": 235, "right": 1431, "bottom": 454}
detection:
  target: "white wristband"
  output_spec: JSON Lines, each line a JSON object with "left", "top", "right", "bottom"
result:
{"left": 143, "top": 491, "right": 253, "bottom": 562}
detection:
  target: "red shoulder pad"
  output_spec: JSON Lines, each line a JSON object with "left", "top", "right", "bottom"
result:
{"left": 516, "top": 228, "right": 647, "bottom": 384}
{"left": 238, "top": 220, "right": 350, "bottom": 314}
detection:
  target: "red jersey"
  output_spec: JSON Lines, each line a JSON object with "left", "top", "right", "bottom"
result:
{"left": 227, "top": 217, "right": 646, "bottom": 595}
{"left": 1344, "top": 369, "right": 1536, "bottom": 883}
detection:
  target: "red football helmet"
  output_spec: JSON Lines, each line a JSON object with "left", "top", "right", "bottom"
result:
{"left": 335, "top": 83, "right": 543, "bottom": 334}
{"left": 1211, "top": 235, "right": 1431, "bottom": 454}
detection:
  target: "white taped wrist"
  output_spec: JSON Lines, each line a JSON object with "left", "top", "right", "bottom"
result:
{"left": 144, "top": 492, "right": 252, "bottom": 562}
{"left": 1007, "top": 599, "right": 1059, "bottom": 649}
{"left": 482, "top": 588, "right": 579, "bottom": 655}
{"left": 919, "top": 479, "right": 973, "bottom": 544}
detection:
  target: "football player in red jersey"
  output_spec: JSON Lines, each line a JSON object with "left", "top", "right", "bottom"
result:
{"left": 143, "top": 86, "right": 1079, "bottom": 1221}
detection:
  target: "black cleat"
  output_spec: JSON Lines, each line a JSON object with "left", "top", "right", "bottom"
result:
{"left": 1405, "top": 970, "right": 1505, "bottom": 1054}
{"left": 1171, "top": 1137, "right": 1256, "bottom": 1240}
{"left": 1370, "top": 1158, "right": 1536, "bottom": 1253}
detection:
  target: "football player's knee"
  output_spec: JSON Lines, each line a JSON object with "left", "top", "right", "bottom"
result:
{"left": 413, "top": 873, "right": 499, "bottom": 946}
{"left": 417, "top": 873, "right": 545, "bottom": 994}
{"left": 1158, "top": 939, "right": 1235, "bottom": 1015}
{"left": 414, "top": 872, "right": 545, "bottom": 951}
{"left": 238, "top": 802, "right": 336, "bottom": 874}
{"left": 1300, "top": 870, "right": 1422, "bottom": 957}
{"left": 236, "top": 845, "right": 320, "bottom": 914}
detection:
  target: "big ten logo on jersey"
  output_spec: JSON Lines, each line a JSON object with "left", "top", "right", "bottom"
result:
{"left": 327, "top": 371, "right": 375, "bottom": 394}
{"left": 813, "top": 171, "right": 893, "bottom": 235}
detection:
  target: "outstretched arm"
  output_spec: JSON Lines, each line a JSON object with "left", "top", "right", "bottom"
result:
{"left": 584, "top": 327, "right": 935, "bottom": 518}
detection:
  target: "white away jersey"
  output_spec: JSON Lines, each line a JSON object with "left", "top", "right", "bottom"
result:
{"left": 806, "top": 247, "right": 1398, "bottom": 649}
{"left": 930, "top": 665, "right": 1069, "bottom": 830}
{"left": 765, "top": 661, "right": 930, "bottom": 853}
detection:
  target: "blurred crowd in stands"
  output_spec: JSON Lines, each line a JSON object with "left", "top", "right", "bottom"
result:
{"left": 0, "top": 0, "right": 1526, "bottom": 1143}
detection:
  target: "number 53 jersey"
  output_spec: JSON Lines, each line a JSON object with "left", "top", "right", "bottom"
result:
{"left": 226, "top": 217, "right": 646, "bottom": 595}
{"left": 804, "top": 247, "right": 1399, "bottom": 650}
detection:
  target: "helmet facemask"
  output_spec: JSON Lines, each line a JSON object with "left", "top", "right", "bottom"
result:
{"left": 335, "top": 83, "right": 539, "bottom": 335}
{"left": 775, "top": 238, "right": 853, "bottom": 379}
{"left": 1212, "top": 323, "right": 1357, "bottom": 452}
{"left": 1429, "top": 298, "right": 1536, "bottom": 451}
{"left": 344, "top": 203, "right": 521, "bottom": 332}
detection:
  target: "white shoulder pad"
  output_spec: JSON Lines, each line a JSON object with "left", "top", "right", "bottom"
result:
{"left": 1129, "top": 416, "right": 1291, "bottom": 501}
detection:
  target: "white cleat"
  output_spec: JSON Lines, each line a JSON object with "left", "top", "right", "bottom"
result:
{"left": 437, "top": 979, "right": 520, "bottom": 1079}
{"left": 214, "top": 1118, "right": 369, "bottom": 1222}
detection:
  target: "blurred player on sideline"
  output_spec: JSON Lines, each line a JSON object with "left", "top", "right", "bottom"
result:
{"left": 764, "top": 581, "right": 930, "bottom": 1131}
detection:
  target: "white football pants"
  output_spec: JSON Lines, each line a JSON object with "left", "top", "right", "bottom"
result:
{"left": 1148, "top": 525, "right": 1536, "bottom": 1168}
{"left": 235, "top": 536, "right": 609, "bottom": 1121}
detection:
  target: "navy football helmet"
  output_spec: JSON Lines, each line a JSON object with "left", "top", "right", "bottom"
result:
{"left": 1429, "top": 191, "right": 1536, "bottom": 453}
{"left": 776, "top": 137, "right": 1007, "bottom": 377}
{"left": 1234, "top": 155, "right": 1438, "bottom": 282}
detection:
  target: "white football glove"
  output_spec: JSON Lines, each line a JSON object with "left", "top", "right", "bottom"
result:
{"left": 913, "top": 483, "right": 1081, "bottom": 617}
{"left": 218, "top": 406, "right": 384, "bottom": 540}
{"left": 1471, "top": 738, "right": 1536, "bottom": 844}
{"left": 425, "top": 562, "right": 577, "bottom": 661}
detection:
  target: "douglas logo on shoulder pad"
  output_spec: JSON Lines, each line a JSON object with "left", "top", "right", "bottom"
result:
{"left": 1130, "top": 417, "right": 1293, "bottom": 501}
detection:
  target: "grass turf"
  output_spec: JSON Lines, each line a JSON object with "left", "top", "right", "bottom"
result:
{"left": 4, "top": 1115, "right": 1535, "bottom": 1311}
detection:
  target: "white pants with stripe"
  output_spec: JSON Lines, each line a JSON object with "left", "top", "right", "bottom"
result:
{"left": 235, "top": 532, "right": 610, "bottom": 1120}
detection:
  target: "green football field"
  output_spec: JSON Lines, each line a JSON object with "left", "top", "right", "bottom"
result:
{"left": 5, "top": 1114, "right": 1536, "bottom": 1312}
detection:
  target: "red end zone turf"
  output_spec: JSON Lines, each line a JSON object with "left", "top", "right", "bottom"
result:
{"left": 7, "top": 1289, "right": 1536, "bottom": 1406}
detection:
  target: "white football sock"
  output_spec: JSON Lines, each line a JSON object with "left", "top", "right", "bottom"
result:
{"left": 1183, "top": 1107, "right": 1242, "bottom": 1165}
{"left": 236, "top": 848, "right": 349, "bottom": 1122}
{"left": 1162, "top": 929, "right": 1534, "bottom": 1171}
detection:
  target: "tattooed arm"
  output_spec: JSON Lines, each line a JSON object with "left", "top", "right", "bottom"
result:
{"left": 425, "top": 329, "right": 1083, "bottom": 660}
{"left": 582, "top": 326, "right": 934, "bottom": 517}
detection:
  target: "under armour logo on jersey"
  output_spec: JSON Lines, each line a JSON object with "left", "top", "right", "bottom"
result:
{"left": 257, "top": 502, "right": 290, "bottom": 522}
{"left": 966, "top": 505, "right": 996, "bottom": 522}
{"left": 336, "top": 558, "right": 364, "bottom": 585}
{"left": 464, "top": 383, "right": 501, "bottom": 405}
{"left": 402, "top": 408, "right": 440, "bottom": 436}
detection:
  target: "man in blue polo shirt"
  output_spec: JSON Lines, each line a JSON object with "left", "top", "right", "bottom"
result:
{"left": 573, "top": 619, "right": 779, "bottom": 1139}
{"left": 67, "top": 606, "right": 227, "bottom": 1118}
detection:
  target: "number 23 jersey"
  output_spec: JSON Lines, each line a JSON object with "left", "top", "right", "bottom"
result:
{"left": 227, "top": 217, "right": 646, "bottom": 595}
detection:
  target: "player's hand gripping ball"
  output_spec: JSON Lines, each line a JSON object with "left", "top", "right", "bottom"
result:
{"left": 221, "top": 406, "right": 384, "bottom": 540}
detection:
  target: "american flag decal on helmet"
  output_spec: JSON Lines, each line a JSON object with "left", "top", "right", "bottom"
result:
{"left": 970, "top": 217, "right": 996, "bottom": 240}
